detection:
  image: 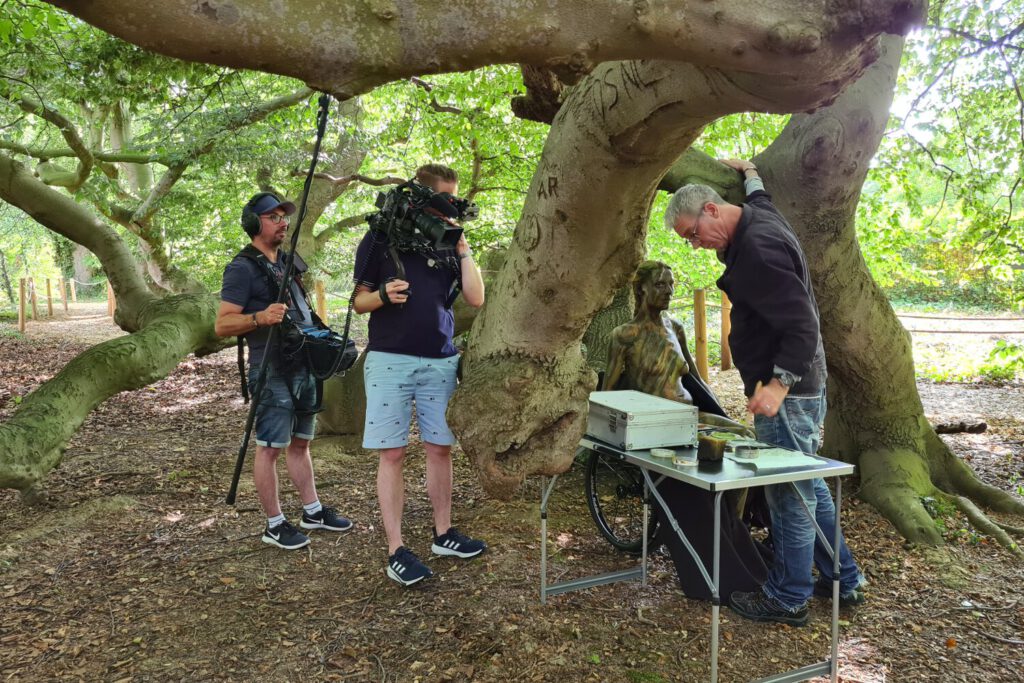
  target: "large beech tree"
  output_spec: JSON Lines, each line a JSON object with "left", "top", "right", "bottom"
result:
{"left": 14, "top": 0, "right": 1018, "bottom": 547}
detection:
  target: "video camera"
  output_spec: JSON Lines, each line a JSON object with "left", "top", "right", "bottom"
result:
{"left": 367, "top": 181, "right": 479, "bottom": 252}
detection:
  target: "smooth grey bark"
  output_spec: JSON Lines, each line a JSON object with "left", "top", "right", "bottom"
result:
{"left": 46, "top": 0, "right": 924, "bottom": 99}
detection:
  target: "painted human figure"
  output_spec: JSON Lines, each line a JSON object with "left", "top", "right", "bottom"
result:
{"left": 603, "top": 260, "right": 747, "bottom": 434}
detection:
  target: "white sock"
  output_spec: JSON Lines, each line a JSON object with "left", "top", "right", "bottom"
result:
{"left": 303, "top": 500, "right": 322, "bottom": 516}
{"left": 267, "top": 513, "right": 286, "bottom": 528}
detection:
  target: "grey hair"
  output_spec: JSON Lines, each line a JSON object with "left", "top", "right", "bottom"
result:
{"left": 664, "top": 184, "right": 724, "bottom": 230}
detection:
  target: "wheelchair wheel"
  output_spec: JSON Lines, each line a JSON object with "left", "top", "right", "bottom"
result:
{"left": 584, "top": 448, "right": 660, "bottom": 554}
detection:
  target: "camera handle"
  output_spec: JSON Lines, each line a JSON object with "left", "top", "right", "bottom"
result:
{"left": 226, "top": 93, "right": 332, "bottom": 506}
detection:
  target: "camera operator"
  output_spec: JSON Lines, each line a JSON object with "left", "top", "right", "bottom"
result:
{"left": 353, "top": 164, "right": 486, "bottom": 586}
{"left": 215, "top": 192, "right": 354, "bottom": 550}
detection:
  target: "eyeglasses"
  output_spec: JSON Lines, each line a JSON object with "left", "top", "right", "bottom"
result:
{"left": 679, "top": 209, "right": 703, "bottom": 243}
{"left": 262, "top": 213, "right": 290, "bottom": 225}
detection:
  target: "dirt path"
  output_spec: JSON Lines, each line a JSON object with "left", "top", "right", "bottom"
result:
{"left": 0, "top": 310, "right": 1022, "bottom": 682}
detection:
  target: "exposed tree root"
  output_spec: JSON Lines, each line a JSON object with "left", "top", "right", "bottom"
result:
{"left": 936, "top": 491, "right": 1021, "bottom": 553}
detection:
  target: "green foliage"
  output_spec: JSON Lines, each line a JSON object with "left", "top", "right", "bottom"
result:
{"left": 979, "top": 340, "right": 1024, "bottom": 380}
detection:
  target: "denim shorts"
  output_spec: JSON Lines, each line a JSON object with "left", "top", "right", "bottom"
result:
{"left": 249, "top": 366, "right": 317, "bottom": 448}
{"left": 362, "top": 351, "right": 459, "bottom": 449}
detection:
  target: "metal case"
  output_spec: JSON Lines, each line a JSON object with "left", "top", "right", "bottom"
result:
{"left": 586, "top": 390, "right": 698, "bottom": 450}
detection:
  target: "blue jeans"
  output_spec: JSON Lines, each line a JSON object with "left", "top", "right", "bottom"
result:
{"left": 754, "top": 391, "right": 863, "bottom": 610}
{"left": 250, "top": 365, "right": 317, "bottom": 448}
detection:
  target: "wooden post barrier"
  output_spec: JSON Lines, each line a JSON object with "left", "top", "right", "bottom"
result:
{"left": 694, "top": 288, "right": 708, "bottom": 382}
{"left": 58, "top": 277, "right": 68, "bottom": 312}
{"left": 720, "top": 290, "right": 732, "bottom": 371}
{"left": 107, "top": 281, "right": 115, "bottom": 318}
{"left": 70, "top": 279, "right": 77, "bottom": 303}
{"left": 45, "top": 278, "right": 53, "bottom": 316}
{"left": 28, "top": 277, "right": 38, "bottom": 320}
{"left": 18, "top": 278, "right": 26, "bottom": 333}
{"left": 314, "top": 280, "right": 327, "bottom": 320}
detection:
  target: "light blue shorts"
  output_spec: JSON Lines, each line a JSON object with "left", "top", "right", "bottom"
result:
{"left": 362, "top": 351, "right": 459, "bottom": 449}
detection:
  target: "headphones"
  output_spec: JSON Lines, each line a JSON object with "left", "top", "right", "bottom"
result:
{"left": 241, "top": 192, "right": 281, "bottom": 237}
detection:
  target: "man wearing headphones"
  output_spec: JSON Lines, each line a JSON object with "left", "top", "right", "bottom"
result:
{"left": 215, "top": 192, "right": 353, "bottom": 550}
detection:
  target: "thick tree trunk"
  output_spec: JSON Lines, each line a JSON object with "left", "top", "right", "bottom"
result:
{"left": 450, "top": 49, "right": 889, "bottom": 496}
{"left": 582, "top": 285, "right": 633, "bottom": 377}
{"left": 751, "top": 37, "right": 1023, "bottom": 545}
{"left": 0, "top": 250, "right": 14, "bottom": 305}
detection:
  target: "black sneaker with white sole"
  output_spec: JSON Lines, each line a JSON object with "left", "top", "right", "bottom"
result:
{"left": 431, "top": 527, "right": 487, "bottom": 559}
{"left": 386, "top": 546, "right": 433, "bottom": 586}
{"left": 728, "top": 590, "right": 808, "bottom": 627}
{"left": 262, "top": 520, "right": 310, "bottom": 550}
{"left": 300, "top": 506, "right": 354, "bottom": 532}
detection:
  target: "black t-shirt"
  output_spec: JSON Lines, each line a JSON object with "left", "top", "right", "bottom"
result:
{"left": 353, "top": 231, "right": 461, "bottom": 358}
{"left": 220, "top": 250, "right": 313, "bottom": 365}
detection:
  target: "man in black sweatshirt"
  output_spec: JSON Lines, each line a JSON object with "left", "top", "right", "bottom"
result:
{"left": 663, "top": 159, "right": 864, "bottom": 626}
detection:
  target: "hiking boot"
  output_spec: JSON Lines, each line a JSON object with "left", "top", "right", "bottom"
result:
{"left": 386, "top": 546, "right": 433, "bottom": 587}
{"left": 813, "top": 579, "right": 866, "bottom": 607}
{"left": 262, "top": 520, "right": 311, "bottom": 550}
{"left": 431, "top": 527, "right": 487, "bottom": 559}
{"left": 729, "top": 590, "right": 808, "bottom": 627}
{"left": 300, "top": 506, "right": 354, "bottom": 532}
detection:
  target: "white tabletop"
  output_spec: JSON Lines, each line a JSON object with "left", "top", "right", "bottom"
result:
{"left": 580, "top": 436, "right": 855, "bottom": 492}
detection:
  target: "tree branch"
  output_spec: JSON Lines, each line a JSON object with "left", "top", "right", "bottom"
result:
{"left": 0, "top": 139, "right": 175, "bottom": 165}
{"left": 0, "top": 152, "right": 153, "bottom": 325}
{"left": 44, "top": 0, "right": 927, "bottom": 99}
{"left": 410, "top": 77, "right": 462, "bottom": 114}
{"left": 130, "top": 87, "right": 313, "bottom": 224}
{"left": 314, "top": 214, "right": 366, "bottom": 249}
{"left": 306, "top": 171, "right": 406, "bottom": 188}
{"left": 0, "top": 81, "right": 93, "bottom": 191}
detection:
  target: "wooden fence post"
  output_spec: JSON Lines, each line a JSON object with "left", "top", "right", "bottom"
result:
{"left": 720, "top": 290, "right": 732, "bottom": 371}
{"left": 45, "top": 278, "right": 53, "bottom": 316}
{"left": 314, "top": 280, "right": 327, "bottom": 320}
{"left": 28, "top": 277, "right": 38, "bottom": 320}
{"left": 107, "top": 281, "right": 115, "bottom": 318}
{"left": 58, "top": 277, "right": 68, "bottom": 312}
{"left": 18, "top": 278, "right": 26, "bottom": 333}
{"left": 694, "top": 288, "right": 708, "bottom": 382}
{"left": 70, "top": 279, "right": 77, "bottom": 303}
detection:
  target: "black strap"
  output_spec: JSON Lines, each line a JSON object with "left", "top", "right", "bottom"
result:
{"left": 238, "top": 337, "right": 249, "bottom": 403}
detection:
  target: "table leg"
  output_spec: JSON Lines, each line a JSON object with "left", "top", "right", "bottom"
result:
{"left": 710, "top": 491, "right": 723, "bottom": 683}
{"left": 641, "top": 478, "right": 649, "bottom": 587}
{"left": 831, "top": 477, "right": 843, "bottom": 683}
{"left": 540, "top": 475, "right": 560, "bottom": 605}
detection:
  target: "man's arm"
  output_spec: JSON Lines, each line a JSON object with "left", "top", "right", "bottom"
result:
{"left": 719, "top": 157, "right": 765, "bottom": 196}
{"left": 354, "top": 281, "right": 410, "bottom": 313}
{"left": 456, "top": 234, "right": 484, "bottom": 308}
{"left": 214, "top": 301, "right": 287, "bottom": 337}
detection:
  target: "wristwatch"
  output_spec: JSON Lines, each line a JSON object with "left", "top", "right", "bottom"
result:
{"left": 773, "top": 369, "right": 797, "bottom": 388}
{"left": 251, "top": 313, "right": 259, "bottom": 328}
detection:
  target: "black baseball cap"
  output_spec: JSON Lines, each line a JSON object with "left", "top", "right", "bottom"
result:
{"left": 249, "top": 193, "right": 296, "bottom": 216}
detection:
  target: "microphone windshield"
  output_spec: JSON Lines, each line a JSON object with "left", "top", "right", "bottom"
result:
{"left": 428, "top": 192, "right": 461, "bottom": 219}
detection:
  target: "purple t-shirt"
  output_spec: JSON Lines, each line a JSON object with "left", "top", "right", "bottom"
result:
{"left": 353, "top": 231, "right": 461, "bottom": 358}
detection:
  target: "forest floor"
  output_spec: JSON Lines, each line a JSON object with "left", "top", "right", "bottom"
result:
{"left": 0, "top": 303, "right": 1022, "bottom": 683}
